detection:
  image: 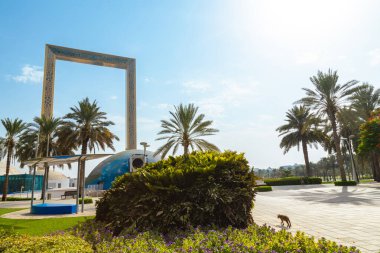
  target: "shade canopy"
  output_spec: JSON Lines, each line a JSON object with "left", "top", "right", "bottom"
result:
{"left": 23, "top": 154, "right": 113, "bottom": 167}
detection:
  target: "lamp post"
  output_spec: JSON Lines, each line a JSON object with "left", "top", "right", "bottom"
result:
{"left": 140, "top": 142, "right": 150, "bottom": 164}
{"left": 341, "top": 135, "right": 359, "bottom": 183}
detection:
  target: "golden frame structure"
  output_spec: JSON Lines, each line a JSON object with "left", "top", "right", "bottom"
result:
{"left": 41, "top": 44, "right": 136, "bottom": 150}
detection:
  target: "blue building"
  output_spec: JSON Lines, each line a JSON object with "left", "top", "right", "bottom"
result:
{"left": 85, "top": 150, "right": 159, "bottom": 190}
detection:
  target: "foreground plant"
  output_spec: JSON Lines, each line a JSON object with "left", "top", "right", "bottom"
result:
{"left": 69, "top": 221, "right": 360, "bottom": 253}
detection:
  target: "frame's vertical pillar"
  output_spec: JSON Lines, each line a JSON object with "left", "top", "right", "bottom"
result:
{"left": 41, "top": 45, "right": 56, "bottom": 118}
{"left": 126, "top": 60, "right": 136, "bottom": 150}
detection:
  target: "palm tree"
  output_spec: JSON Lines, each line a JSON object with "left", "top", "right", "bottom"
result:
{"left": 61, "top": 97, "right": 119, "bottom": 196}
{"left": 0, "top": 118, "right": 27, "bottom": 201}
{"left": 350, "top": 83, "right": 380, "bottom": 120}
{"left": 154, "top": 103, "right": 219, "bottom": 159}
{"left": 297, "top": 69, "right": 359, "bottom": 181}
{"left": 277, "top": 105, "right": 325, "bottom": 177}
{"left": 26, "top": 116, "right": 68, "bottom": 199}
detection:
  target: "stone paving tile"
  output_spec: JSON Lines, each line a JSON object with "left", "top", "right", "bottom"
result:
{"left": 252, "top": 184, "right": 380, "bottom": 253}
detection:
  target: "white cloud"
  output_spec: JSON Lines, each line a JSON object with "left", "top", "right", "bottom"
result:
{"left": 110, "top": 95, "right": 118, "bottom": 100}
{"left": 182, "top": 80, "right": 211, "bottom": 93}
{"left": 144, "top": 77, "right": 152, "bottom": 83}
{"left": 295, "top": 52, "right": 320, "bottom": 65}
{"left": 156, "top": 103, "right": 172, "bottom": 110}
{"left": 369, "top": 48, "right": 380, "bottom": 66}
{"left": 183, "top": 79, "right": 258, "bottom": 116}
{"left": 12, "top": 65, "right": 43, "bottom": 83}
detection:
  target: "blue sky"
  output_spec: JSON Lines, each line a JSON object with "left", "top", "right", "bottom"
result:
{"left": 1, "top": 0, "right": 380, "bottom": 177}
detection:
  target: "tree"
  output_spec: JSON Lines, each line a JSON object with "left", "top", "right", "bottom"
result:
{"left": 297, "top": 69, "right": 359, "bottom": 181}
{"left": 277, "top": 105, "right": 325, "bottom": 177}
{"left": 0, "top": 118, "right": 27, "bottom": 201}
{"left": 154, "top": 103, "right": 219, "bottom": 159}
{"left": 358, "top": 109, "right": 380, "bottom": 181}
{"left": 350, "top": 83, "right": 380, "bottom": 120}
{"left": 61, "top": 98, "right": 119, "bottom": 196}
{"left": 350, "top": 84, "right": 380, "bottom": 181}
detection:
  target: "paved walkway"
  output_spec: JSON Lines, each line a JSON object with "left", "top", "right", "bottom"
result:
{"left": 252, "top": 183, "right": 380, "bottom": 253}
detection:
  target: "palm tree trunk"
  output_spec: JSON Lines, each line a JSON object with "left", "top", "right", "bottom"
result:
{"left": 329, "top": 113, "right": 347, "bottom": 181}
{"left": 79, "top": 137, "right": 89, "bottom": 198}
{"left": 1, "top": 146, "right": 12, "bottom": 201}
{"left": 301, "top": 139, "right": 311, "bottom": 177}
{"left": 371, "top": 152, "right": 380, "bottom": 182}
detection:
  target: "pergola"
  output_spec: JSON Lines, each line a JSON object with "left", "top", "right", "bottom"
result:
{"left": 23, "top": 154, "right": 112, "bottom": 213}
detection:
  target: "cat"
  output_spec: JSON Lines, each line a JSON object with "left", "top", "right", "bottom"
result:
{"left": 277, "top": 214, "right": 291, "bottom": 228}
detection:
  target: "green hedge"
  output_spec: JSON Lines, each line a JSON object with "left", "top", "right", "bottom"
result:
{"left": 334, "top": 181, "right": 357, "bottom": 186}
{"left": 264, "top": 177, "right": 322, "bottom": 186}
{"left": 5, "top": 197, "right": 36, "bottom": 201}
{"left": 96, "top": 151, "right": 256, "bottom": 234}
{"left": 0, "top": 229, "right": 92, "bottom": 253}
{"left": 79, "top": 198, "right": 93, "bottom": 204}
{"left": 255, "top": 185, "right": 272, "bottom": 192}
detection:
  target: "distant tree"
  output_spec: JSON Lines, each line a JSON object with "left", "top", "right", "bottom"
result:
{"left": 0, "top": 118, "right": 27, "bottom": 201}
{"left": 297, "top": 69, "right": 359, "bottom": 181}
{"left": 154, "top": 103, "right": 219, "bottom": 159}
{"left": 277, "top": 105, "right": 326, "bottom": 177}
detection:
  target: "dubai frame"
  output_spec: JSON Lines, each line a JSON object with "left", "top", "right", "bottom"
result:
{"left": 41, "top": 44, "right": 136, "bottom": 150}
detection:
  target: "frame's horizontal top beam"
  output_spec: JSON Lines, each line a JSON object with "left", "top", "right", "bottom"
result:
{"left": 47, "top": 44, "right": 135, "bottom": 69}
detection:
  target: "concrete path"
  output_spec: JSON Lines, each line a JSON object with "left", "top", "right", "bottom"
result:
{"left": 252, "top": 183, "right": 380, "bottom": 253}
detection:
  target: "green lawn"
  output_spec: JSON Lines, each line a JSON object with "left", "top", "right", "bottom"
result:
{"left": 0, "top": 208, "right": 93, "bottom": 235}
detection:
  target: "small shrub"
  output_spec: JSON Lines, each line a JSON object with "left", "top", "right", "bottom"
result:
{"left": 0, "top": 231, "right": 92, "bottom": 253}
{"left": 96, "top": 151, "right": 256, "bottom": 234}
{"left": 334, "top": 181, "right": 357, "bottom": 186}
{"left": 6, "top": 197, "right": 36, "bottom": 201}
{"left": 255, "top": 186, "right": 272, "bottom": 192}
{"left": 79, "top": 198, "right": 93, "bottom": 204}
{"left": 264, "top": 177, "right": 322, "bottom": 186}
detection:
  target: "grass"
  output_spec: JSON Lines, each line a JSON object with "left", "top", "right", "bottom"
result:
{"left": 0, "top": 208, "right": 93, "bottom": 236}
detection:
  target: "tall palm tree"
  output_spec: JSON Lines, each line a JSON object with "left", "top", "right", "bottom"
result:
{"left": 0, "top": 118, "right": 27, "bottom": 201}
{"left": 297, "top": 69, "right": 359, "bottom": 181}
{"left": 154, "top": 103, "right": 219, "bottom": 159}
{"left": 61, "top": 97, "right": 119, "bottom": 196}
{"left": 277, "top": 105, "right": 326, "bottom": 177}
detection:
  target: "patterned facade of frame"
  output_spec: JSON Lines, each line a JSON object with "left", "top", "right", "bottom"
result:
{"left": 41, "top": 44, "right": 136, "bottom": 150}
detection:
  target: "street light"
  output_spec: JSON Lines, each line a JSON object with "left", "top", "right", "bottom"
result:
{"left": 140, "top": 142, "right": 150, "bottom": 164}
{"left": 341, "top": 135, "right": 359, "bottom": 183}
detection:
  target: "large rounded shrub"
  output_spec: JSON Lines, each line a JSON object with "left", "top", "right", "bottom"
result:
{"left": 96, "top": 151, "right": 256, "bottom": 234}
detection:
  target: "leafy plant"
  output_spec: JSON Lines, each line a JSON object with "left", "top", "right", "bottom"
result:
{"left": 0, "top": 229, "right": 92, "bottom": 253}
{"left": 255, "top": 186, "right": 272, "bottom": 192}
{"left": 5, "top": 197, "right": 36, "bottom": 201}
{"left": 79, "top": 198, "right": 93, "bottom": 204}
{"left": 264, "top": 177, "right": 322, "bottom": 186}
{"left": 96, "top": 151, "right": 256, "bottom": 234}
{"left": 69, "top": 222, "right": 360, "bottom": 253}
{"left": 334, "top": 181, "right": 357, "bottom": 186}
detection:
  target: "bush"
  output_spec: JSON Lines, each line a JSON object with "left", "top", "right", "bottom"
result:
{"left": 70, "top": 221, "right": 360, "bottom": 253}
{"left": 264, "top": 177, "right": 322, "bottom": 186}
{"left": 255, "top": 185, "right": 272, "bottom": 192}
{"left": 96, "top": 151, "right": 256, "bottom": 234}
{"left": 334, "top": 181, "right": 357, "bottom": 186}
{"left": 79, "top": 198, "right": 93, "bottom": 204}
{"left": 6, "top": 197, "right": 36, "bottom": 201}
{"left": 0, "top": 229, "right": 92, "bottom": 253}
